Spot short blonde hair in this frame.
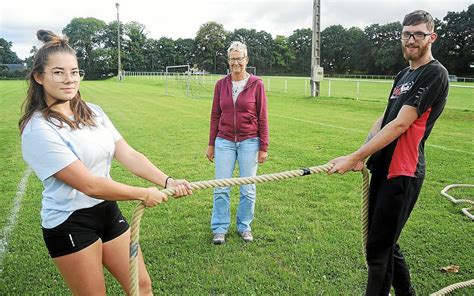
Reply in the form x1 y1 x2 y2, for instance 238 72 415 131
227 41 247 58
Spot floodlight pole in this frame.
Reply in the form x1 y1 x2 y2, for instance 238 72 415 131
116 3 122 80
310 0 322 97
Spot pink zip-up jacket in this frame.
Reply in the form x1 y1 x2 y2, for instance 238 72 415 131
208 74 269 152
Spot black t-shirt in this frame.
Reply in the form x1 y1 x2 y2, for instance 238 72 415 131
367 60 449 178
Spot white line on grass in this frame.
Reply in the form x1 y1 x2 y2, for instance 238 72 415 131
273 114 365 134
450 84 474 88
427 144 474 155
274 114 474 156
0 167 32 274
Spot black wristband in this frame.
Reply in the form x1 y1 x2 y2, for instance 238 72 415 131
165 176 172 188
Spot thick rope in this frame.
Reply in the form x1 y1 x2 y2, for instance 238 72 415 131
360 168 369 264
429 184 474 295
128 167 473 296
129 163 334 296
430 279 474 296
440 184 474 220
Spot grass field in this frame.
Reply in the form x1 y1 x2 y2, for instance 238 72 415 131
0 77 473 294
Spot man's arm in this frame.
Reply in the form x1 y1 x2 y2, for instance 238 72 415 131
365 115 384 144
328 105 419 174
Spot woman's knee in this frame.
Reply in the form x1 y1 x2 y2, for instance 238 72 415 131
240 183 256 195
214 186 231 198
139 273 152 295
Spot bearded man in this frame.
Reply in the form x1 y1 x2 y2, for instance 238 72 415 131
328 10 449 296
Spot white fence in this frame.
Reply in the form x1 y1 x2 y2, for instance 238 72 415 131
122 71 474 104
325 73 474 83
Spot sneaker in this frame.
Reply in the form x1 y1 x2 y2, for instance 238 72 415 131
213 233 225 245
239 231 253 242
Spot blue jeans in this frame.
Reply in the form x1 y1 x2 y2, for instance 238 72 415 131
211 137 259 234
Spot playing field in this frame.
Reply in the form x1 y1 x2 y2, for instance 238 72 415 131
0 78 472 294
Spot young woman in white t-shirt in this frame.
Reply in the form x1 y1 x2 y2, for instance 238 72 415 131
19 30 192 295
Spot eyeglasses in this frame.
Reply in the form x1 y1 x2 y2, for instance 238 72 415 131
228 56 247 64
401 31 432 41
43 69 85 83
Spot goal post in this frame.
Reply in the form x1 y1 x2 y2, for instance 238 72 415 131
165 65 190 97
247 66 257 75
226 66 257 76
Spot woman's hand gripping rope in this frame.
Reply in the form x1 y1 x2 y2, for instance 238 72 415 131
142 180 193 208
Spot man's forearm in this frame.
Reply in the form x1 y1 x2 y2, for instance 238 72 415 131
364 115 384 144
353 119 410 161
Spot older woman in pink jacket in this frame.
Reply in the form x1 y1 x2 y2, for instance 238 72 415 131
206 41 269 245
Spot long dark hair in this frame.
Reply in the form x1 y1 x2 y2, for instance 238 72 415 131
19 30 95 134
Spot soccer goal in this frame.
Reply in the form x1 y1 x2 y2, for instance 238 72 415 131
247 66 256 75
227 66 256 76
166 65 190 97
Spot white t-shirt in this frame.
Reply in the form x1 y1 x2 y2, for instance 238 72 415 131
231 75 250 104
21 103 123 228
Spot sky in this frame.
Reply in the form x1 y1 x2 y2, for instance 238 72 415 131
1 0 472 60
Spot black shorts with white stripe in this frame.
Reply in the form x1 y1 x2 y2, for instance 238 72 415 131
42 201 129 258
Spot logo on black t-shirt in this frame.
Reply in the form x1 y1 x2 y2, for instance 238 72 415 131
390 81 414 99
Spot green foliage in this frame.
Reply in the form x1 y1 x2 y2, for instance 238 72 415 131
363 22 406 75
23 46 37 69
0 38 25 79
0 38 22 64
122 21 148 71
175 38 196 66
156 37 176 68
194 21 229 73
321 25 350 74
288 28 313 75
62 17 112 79
434 4 474 76
0 79 472 294
229 28 274 73
272 35 294 73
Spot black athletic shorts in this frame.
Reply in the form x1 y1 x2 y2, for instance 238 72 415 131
42 201 129 258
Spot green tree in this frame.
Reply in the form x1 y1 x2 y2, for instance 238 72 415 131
175 38 195 66
24 46 38 69
156 37 176 68
346 27 370 74
63 17 109 79
194 22 228 73
321 25 369 75
142 38 160 71
321 25 347 74
364 22 405 74
288 28 312 75
272 35 294 74
229 28 274 74
0 38 22 64
434 4 474 76
122 21 148 71
100 20 124 75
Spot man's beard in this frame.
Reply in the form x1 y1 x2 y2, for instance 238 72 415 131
402 42 430 61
